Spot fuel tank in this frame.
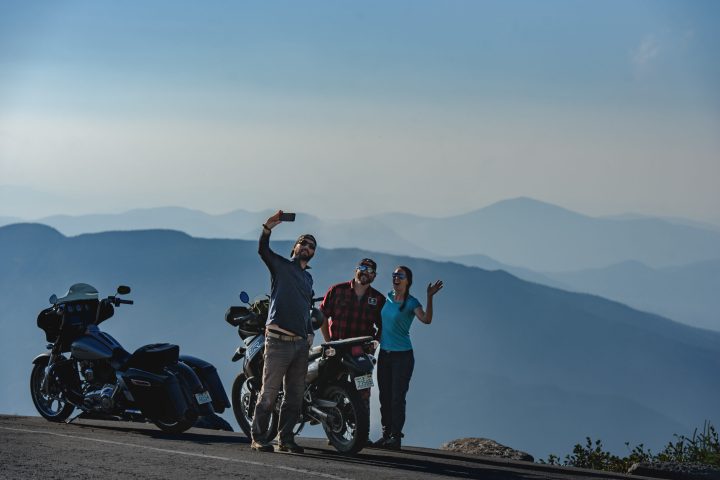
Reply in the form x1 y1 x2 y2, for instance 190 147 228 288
71 326 123 360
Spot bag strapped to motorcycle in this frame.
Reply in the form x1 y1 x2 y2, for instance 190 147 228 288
124 343 179 372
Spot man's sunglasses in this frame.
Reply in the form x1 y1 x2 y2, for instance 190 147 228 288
298 240 316 249
392 272 406 280
357 265 375 274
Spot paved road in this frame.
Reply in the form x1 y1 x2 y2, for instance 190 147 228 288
0 415 648 480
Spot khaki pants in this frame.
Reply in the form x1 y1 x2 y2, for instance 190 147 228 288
251 336 309 444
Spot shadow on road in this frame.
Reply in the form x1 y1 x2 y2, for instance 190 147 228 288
303 446 533 480
71 420 250 445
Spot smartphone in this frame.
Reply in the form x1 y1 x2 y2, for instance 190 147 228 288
279 212 296 222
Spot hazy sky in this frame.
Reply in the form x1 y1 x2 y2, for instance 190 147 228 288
1 1 719 222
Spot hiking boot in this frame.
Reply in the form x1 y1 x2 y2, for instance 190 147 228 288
277 440 304 454
250 440 274 452
384 435 401 450
370 435 391 448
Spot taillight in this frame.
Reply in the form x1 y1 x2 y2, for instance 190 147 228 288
351 345 364 356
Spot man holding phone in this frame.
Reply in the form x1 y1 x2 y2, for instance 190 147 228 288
251 210 316 454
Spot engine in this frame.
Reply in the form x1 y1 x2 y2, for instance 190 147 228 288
80 360 117 411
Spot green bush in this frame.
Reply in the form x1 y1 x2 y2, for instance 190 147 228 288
540 421 720 473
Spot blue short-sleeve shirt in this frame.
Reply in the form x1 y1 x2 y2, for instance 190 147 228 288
380 292 422 352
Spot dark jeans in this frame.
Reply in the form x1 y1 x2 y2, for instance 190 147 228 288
251 336 309 444
377 349 414 437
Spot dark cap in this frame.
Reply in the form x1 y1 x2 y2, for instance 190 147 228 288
358 258 377 271
296 234 317 247
291 234 317 256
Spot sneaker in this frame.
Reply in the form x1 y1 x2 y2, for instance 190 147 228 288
250 440 274 452
277 440 304 454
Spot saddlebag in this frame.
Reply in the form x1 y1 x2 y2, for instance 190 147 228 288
124 343 179 373
122 368 190 421
179 355 231 413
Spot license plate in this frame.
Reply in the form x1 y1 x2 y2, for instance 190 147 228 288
195 391 212 404
354 374 373 390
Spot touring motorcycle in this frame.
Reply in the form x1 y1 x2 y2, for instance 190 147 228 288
226 291 376 453
31 283 230 433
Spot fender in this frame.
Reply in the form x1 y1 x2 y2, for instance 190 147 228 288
175 361 213 416
32 353 53 365
179 355 230 413
340 354 374 376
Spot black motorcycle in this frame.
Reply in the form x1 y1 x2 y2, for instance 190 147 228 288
226 291 375 453
31 283 230 433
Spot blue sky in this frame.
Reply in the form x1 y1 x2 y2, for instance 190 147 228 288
1 1 718 221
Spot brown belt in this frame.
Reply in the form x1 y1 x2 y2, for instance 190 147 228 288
266 330 303 341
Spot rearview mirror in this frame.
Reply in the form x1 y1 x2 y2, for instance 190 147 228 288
117 285 131 295
239 291 250 304
49 294 58 305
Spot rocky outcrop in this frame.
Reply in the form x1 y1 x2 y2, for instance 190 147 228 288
628 461 720 480
441 438 534 462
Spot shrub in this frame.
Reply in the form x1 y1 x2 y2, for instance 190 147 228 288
540 421 720 473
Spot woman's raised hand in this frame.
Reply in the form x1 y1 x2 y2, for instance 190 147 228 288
427 280 443 297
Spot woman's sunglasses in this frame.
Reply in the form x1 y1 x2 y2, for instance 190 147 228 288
357 265 375 274
392 272 407 280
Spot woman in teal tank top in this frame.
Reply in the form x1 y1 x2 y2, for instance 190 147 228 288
373 265 443 450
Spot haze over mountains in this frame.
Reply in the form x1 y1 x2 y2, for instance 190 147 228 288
2 197 718 331
0 223 717 459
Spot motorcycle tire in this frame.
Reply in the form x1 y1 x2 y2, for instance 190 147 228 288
321 383 369 454
30 358 75 422
153 412 197 434
231 373 278 441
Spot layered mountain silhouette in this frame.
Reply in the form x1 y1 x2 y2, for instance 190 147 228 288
1 223 717 458
5 197 718 331
4 197 720 271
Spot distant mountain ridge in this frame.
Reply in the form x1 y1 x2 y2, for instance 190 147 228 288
372 197 720 270
1 223 717 459
3 197 719 271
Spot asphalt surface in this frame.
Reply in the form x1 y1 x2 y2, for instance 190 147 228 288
0 415 652 480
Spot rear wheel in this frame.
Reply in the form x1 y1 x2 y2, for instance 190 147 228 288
231 373 278 440
153 413 197 434
30 358 75 422
322 383 369 454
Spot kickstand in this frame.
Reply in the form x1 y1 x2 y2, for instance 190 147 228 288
66 411 84 424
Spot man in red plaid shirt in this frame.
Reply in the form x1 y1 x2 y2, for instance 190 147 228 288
320 258 385 346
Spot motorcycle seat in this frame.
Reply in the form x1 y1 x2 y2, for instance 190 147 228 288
321 336 373 348
121 343 179 372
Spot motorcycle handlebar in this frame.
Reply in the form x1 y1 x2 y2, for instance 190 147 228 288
107 296 133 306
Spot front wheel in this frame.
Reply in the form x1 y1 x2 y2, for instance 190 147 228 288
321 383 369 454
30 358 75 422
231 373 278 441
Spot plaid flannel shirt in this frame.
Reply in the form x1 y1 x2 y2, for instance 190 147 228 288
320 281 385 341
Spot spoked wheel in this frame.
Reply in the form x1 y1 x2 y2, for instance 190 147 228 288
30 359 75 422
231 373 278 440
322 384 369 454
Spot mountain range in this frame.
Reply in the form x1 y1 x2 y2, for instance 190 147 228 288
1 223 717 459
3 197 717 331
4 198 720 271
